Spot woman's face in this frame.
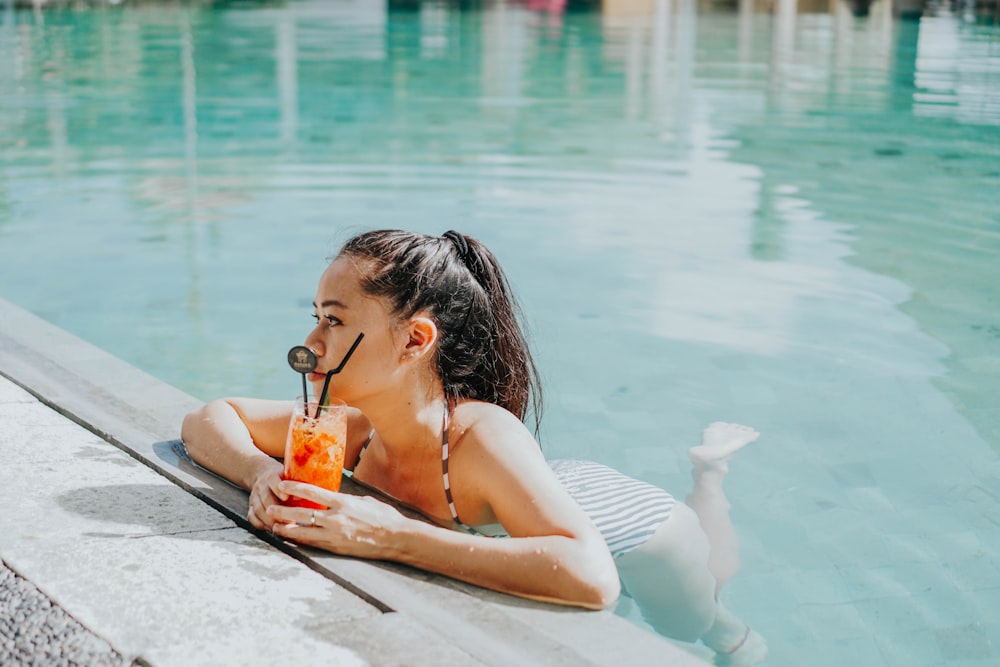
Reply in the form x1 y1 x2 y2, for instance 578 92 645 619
303 256 406 405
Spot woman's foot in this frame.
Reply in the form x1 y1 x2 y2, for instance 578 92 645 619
713 628 768 666
689 422 759 474
702 605 768 666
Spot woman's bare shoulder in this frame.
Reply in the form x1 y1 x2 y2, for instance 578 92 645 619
452 401 532 442
450 400 543 473
449 401 597 539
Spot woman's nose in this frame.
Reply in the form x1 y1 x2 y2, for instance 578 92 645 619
304 328 324 357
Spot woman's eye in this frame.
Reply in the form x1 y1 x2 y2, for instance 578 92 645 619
311 313 340 328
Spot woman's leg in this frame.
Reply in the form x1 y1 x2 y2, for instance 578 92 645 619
683 422 766 665
685 422 759 589
615 502 718 642
616 503 768 666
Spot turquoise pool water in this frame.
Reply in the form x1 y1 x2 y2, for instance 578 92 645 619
1 1 999 664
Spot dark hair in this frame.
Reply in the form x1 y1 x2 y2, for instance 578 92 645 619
337 229 543 433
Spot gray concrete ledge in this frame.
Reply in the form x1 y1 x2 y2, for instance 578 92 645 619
0 297 707 666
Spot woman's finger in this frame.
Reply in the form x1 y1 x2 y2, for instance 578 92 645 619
267 477 288 502
277 480 339 507
267 504 327 527
271 520 320 546
248 493 262 522
248 506 266 530
251 499 271 528
259 483 281 506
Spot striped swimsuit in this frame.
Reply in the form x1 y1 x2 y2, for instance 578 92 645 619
360 407 675 556
548 459 675 558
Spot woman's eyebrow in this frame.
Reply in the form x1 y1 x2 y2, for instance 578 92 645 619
313 299 348 309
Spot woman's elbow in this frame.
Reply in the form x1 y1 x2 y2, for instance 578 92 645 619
181 405 198 438
570 543 620 610
181 400 223 458
181 408 203 456
583 561 621 610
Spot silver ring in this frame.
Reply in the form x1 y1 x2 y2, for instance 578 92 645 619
310 510 317 526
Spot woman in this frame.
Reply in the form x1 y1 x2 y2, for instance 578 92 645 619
181 230 765 664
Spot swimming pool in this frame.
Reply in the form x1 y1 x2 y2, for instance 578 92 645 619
1 0 998 664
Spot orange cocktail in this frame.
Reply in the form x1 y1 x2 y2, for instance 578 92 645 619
282 397 347 509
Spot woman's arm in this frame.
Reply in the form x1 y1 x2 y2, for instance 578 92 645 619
268 481 618 609
181 398 291 489
446 406 621 608
181 398 292 529
400 507 620 609
182 398 374 530
267 405 621 609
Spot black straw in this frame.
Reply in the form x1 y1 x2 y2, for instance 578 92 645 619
287 345 318 406
315 332 365 417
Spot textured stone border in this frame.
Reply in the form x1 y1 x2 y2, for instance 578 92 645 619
0 297 707 666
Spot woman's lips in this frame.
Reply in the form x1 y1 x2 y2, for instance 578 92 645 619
308 371 327 382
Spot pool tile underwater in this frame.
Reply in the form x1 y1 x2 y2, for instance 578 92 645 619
604 409 659 431
918 530 985 563
963 409 1000 445
721 571 799 627
975 587 1000 622
724 381 779 406
812 635 886 667
708 354 748 371
944 553 1000 591
843 486 897 513
852 595 926 634
949 485 1000 530
891 560 957 594
621 446 676 479
973 526 1000 553
874 626 945 666
933 623 993 661
795 602 868 641
942 387 1000 411
786 568 857 606
745 523 827 570
826 462 878 488
840 566 915 601
812 529 895 570
912 586 984 627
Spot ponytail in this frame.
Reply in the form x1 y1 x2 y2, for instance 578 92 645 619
338 230 543 433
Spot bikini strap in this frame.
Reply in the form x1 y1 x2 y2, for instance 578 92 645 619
358 429 375 461
442 405 462 525
356 421 476 532
442 406 490 536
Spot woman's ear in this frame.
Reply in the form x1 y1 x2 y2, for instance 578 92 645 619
402 315 438 360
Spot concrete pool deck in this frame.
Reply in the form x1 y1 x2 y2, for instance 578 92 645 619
0 297 708 666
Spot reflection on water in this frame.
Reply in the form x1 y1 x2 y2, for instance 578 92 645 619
1 1 999 665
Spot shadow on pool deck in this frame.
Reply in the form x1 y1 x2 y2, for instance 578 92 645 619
0 297 709 666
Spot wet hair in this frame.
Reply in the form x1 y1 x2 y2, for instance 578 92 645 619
337 229 543 432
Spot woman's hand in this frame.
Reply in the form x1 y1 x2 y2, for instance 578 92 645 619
266 481 407 559
247 461 288 530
